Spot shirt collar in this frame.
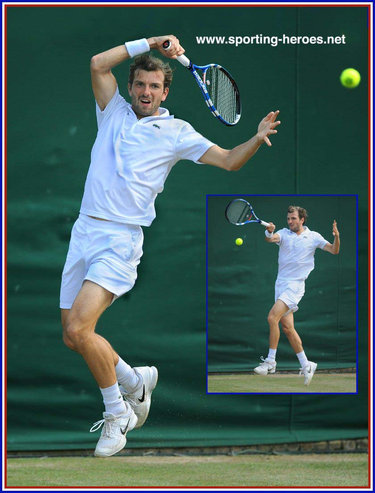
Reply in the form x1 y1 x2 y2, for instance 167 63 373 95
128 103 172 122
288 226 310 236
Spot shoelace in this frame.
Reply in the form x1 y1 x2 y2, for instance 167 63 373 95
121 382 143 407
122 392 138 408
259 357 273 367
90 418 114 437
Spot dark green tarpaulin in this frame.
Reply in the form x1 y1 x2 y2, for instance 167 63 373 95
6 5 368 450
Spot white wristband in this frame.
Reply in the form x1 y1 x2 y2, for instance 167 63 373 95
265 230 274 238
125 38 150 58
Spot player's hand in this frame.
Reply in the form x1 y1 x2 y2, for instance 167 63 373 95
257 110 281 147
266 222 276 233
150 35 185 58
332 220 339 237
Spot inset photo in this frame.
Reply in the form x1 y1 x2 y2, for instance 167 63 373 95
207 195 357 394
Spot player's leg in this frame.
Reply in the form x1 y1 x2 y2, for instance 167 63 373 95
63 275 156 430
254 300 289 375
267 299 290 349
280 312 317 386
62 279 153 412
62 280 138 457
62 279 118 388
280 312 303 354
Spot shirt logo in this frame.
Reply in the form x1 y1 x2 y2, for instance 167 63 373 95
153 124 161 129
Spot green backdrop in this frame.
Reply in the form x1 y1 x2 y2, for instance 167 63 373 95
6 5 368 451
207 195 357 372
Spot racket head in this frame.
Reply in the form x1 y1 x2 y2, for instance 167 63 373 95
192 63 241 126
202 64 241 126
225 199 255 225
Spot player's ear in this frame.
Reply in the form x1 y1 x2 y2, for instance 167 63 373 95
161 86 169 101
128 83 132 96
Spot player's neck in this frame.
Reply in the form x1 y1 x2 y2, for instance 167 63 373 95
133 107 160 120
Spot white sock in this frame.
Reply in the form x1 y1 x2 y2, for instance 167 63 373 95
296 351 309 368
100 382 127 416
115 357 140 392
267 348 277 361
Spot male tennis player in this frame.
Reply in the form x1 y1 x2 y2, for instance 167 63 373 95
60 34 281 457
254 205 340 385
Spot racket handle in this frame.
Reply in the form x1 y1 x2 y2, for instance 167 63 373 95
176 54 191 67
162 40 191 67
260 221 270 227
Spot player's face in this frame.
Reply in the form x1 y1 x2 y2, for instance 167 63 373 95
287 212 304 233
128 69 169 118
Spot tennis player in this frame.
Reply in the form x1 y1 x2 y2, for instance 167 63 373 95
60 35 280 457
60 34 281 457
254 205 340 385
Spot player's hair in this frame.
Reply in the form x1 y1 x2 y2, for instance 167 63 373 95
288 205 308 224
128 54 173 89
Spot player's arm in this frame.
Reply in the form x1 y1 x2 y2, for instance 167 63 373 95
323 220 340 254
199 111 281 171
264 222 280 243
90 35 184 111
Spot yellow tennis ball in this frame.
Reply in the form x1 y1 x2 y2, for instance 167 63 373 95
340 68 361 89
235 238 243 246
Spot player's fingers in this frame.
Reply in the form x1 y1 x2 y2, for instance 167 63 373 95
264 136 272 146
162 35 177 46
269 110 280 122
264 111 274 121
172 36 185 52
161 35 182 56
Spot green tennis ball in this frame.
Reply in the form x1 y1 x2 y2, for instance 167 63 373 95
340 68 361 89
235 238 243 246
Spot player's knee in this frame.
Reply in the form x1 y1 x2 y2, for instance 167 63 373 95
281 321 294 336
62 329 76 351
63 319 91 351
267 312 278 326
281 324 291 335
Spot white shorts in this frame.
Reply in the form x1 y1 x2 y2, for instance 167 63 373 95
60 214 143 309
275 278 305 316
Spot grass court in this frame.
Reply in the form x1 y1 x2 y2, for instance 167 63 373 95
207 372 356 393
6 453 369 488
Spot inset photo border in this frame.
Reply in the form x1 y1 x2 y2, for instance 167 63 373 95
206 194 358 395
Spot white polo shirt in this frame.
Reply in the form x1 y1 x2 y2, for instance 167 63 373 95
80 87 215 226
276 226 328 281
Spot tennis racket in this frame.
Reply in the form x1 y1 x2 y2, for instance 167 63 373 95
225 199 270 227
162 40 241 126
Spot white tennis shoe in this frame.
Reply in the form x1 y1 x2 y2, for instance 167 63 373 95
90 405 138 457
120 366 158 429
254 357 277 375
300 361 317 386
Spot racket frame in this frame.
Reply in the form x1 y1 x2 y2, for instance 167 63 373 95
225 198 270 227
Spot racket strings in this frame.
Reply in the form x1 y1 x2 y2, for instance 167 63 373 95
205 67 239 124
226 202 253 224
